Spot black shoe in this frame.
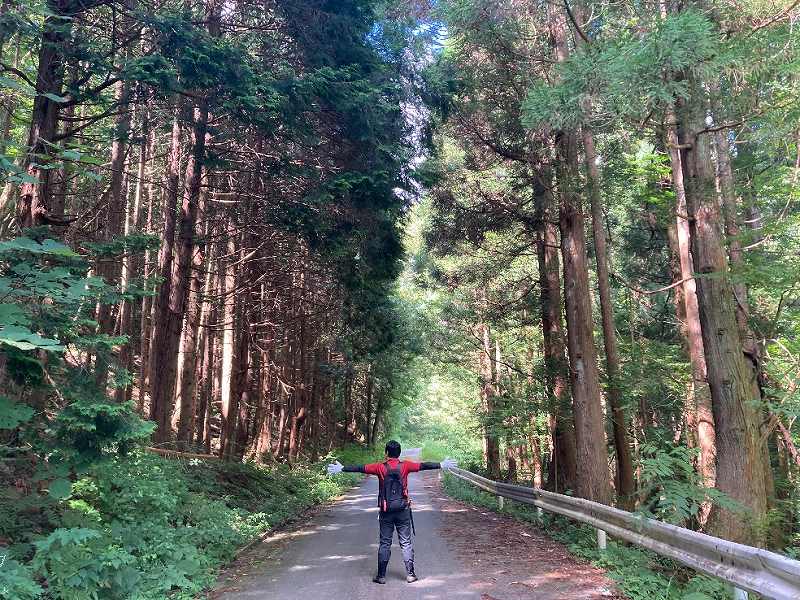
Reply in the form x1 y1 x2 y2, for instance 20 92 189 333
373 575 386 584
404 560 417 582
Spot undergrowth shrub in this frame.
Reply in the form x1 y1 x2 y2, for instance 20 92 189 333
1 450 364 599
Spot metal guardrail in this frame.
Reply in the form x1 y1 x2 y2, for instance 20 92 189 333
446 466 800 600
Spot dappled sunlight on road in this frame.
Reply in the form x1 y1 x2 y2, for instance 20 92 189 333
213 470 620 600
213 471 483 599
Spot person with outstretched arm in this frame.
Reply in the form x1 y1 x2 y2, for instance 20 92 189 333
327 440 457 584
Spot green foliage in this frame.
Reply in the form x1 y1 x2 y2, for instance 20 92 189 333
0 555 43 600
522 10 724 130
1 452 359 600
0 396 34 429
0 236 152 472
637 442 737 526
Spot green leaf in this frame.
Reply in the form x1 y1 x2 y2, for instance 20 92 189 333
48 478 73 499
0 396 35 428
0 237 77 256
0 325 63 351
40 92 69 103
0 303 30 326
0 76 34 95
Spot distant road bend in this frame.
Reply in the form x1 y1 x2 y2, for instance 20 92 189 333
213 450 619 600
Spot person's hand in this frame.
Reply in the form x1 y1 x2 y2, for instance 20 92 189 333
440 457 457 470
327 461 343 475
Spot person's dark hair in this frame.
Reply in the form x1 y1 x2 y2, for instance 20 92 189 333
385 440 401 458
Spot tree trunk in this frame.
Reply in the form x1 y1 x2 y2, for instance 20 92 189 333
477 305 501 480
137 125 156 413
219 233 239 458
233 310 251 459
173 185 210 445
677 80 772 544
555 134 612 504
147 101 183 440
115 105 149 404
583 130 635 507
665 108 717 500
17 0 71 228
533 171 578 494
288 407 307 463
96 75 133 390
548 2 611 505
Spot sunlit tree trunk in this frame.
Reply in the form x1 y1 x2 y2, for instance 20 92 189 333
548 3 611 505
665 107 717 503
220 232 239 458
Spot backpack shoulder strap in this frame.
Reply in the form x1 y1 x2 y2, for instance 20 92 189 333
384 460 402 475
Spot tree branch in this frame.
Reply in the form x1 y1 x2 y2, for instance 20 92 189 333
612 273 696 295
563 0 591 45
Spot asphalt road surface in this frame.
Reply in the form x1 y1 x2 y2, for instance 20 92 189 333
213 451 619 600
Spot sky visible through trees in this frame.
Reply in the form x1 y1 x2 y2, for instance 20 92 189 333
0 0 799 597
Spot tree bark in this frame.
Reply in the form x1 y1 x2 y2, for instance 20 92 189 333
548 2 612 505
17 0 71 228
147 100 183 440
583 130 635 508
665 108 717 499
95 74 133 390
533 173 578 494
173 184 210 445
677 80 772 544
219 232 239 458
476 302 501 480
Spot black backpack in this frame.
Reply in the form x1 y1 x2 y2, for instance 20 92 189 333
379 461 408 513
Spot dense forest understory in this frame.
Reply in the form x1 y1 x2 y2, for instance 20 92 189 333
1 0 799 598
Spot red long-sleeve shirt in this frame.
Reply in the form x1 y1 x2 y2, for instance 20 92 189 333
344 458 440 499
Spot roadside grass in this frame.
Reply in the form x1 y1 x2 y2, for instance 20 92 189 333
441 474 733 600
0 445 378 600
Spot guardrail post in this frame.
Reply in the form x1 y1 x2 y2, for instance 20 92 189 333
596 528 607 551
498 496 505 511
732 588 747 600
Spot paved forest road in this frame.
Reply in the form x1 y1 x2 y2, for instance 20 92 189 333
212 468 620 600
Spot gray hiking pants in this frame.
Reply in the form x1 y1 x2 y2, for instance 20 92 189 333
378 508 414 567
